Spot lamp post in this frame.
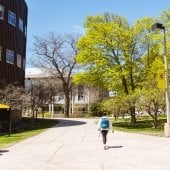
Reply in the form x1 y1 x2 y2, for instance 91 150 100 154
151 23 170 136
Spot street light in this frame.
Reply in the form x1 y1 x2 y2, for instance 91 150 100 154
151 23 170 137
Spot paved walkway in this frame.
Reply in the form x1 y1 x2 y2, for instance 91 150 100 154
0 118 170 170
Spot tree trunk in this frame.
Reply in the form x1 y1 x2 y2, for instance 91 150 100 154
113 113 117 121
42 110 45 119
64 91 70 118
122 112 125 119
130 106 136 126
35 110 38 119
147 106 158 129
153 109 158 129
153 115 158 129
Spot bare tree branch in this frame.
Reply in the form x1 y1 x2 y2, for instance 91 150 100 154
32 33 81 117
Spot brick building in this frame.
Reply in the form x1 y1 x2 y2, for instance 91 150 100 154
0 0 28 86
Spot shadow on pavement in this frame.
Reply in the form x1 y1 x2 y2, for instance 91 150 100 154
56 119 86 128
0 150 9 156
104 145 123 150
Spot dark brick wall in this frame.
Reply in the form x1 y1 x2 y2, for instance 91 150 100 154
0 0 28 86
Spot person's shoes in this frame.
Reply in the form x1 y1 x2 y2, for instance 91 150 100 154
104 144 106 150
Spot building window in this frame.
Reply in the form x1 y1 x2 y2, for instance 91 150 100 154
17 54 22 68
58 93 64 101
0 47 2 61
19 18 23 32
0 5 4 20
78 85 84 101
8 10 16 26
6 49 14 64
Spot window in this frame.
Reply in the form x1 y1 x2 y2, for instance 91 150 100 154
8 10 16 26
0 47 1 61
0 5 4 20
58 93 64 101
19 18 23 32
17 54 22 68
6 49 14 64
78 85 84 101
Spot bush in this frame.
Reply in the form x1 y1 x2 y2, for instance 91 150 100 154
89 102 103 117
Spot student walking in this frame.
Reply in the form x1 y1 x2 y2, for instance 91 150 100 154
97 113 113 149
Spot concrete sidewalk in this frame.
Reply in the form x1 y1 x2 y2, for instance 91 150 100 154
0 118 170 170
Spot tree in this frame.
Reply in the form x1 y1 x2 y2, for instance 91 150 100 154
0 80 27 123
33 33 79 117
138 89 165 128
74 13 155 125
25 80 49 119
0 80 25 110
102 96 123 121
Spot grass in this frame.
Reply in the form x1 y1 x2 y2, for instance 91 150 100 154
0 117 58 149
112 115 166 137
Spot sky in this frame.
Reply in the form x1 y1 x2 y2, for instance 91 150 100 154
25 0 170 66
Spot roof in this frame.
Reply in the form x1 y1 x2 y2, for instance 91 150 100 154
25 67 55 78
25 67 69 79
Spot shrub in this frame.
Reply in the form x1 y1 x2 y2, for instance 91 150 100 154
89 102 103 117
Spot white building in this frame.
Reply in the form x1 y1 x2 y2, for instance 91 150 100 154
25 67 109 115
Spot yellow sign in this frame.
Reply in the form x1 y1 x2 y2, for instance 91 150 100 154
0 104 10 109
157 70 165 90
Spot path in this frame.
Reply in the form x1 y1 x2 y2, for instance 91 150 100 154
0 118 170 170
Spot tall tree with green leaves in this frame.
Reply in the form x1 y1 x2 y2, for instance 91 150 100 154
74 13 154 125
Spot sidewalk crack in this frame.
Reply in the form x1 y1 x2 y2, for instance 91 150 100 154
46 143 64 163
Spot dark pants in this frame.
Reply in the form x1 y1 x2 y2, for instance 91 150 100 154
101 130 108 144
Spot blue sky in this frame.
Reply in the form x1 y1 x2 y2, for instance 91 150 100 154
25 0 170 65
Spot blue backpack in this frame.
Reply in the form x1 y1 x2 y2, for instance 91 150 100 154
100 117 109 129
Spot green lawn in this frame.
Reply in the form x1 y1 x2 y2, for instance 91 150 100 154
112 115 166 137
0 118 58 148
